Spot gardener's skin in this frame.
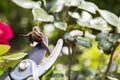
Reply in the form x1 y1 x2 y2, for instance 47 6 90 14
24 26 51 55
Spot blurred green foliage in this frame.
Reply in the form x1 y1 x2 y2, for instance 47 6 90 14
0 0 120 80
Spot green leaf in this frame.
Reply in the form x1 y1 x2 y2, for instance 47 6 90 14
102 62 118 73
85 31 96 39
50 0 65 13
54 22 67 31
78 1 98 14
2 52 27 60
107 76 118 80
64 0 81 7
98 10 119 27
77 11 92 26
109 73 120 80
32 7 54 22
76 37 92 47
89 17 112 32
69 30 83 37
117 17 120 33
68 12 81 19
64 33 74 41
109 62 118 73
12 0 41 9
98 39 113 54
109 33 120 42
0 70 4 76
96 33 109 41
0 44 10 56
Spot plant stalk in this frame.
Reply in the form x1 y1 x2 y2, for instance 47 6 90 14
68 46 72 80
105 42 118 80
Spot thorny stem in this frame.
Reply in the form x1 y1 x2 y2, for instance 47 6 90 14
105 42 118 80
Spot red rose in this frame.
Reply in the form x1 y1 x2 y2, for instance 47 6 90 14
0 21 13 45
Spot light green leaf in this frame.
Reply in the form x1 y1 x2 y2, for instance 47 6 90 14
98 10 119 27
117 17 120 33
2 52 27 60
68 11 81 19
65 0 81 7
12 0 41 9
102 62 118 73
78 1 98 14
64 33 74 41
85 31 96 39
54 22 67 31
109 62 118 72
32 7 54 22
69 30 83 37
50 0 65 12
0 44 10 56
89 17 112 32
77 11 92 27
107 76 118 80
109 33 120 42
0 70 4 76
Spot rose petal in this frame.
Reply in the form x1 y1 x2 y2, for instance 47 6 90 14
0 39 9 45
0 22 13 40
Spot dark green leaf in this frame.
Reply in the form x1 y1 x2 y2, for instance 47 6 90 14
78 1 98 14
81 68 93 77
98 10 119 27
96 33 109 41
98 39 113 54
32 7 54 22
109 73 120 80
12 0 41 9
76 37 92 47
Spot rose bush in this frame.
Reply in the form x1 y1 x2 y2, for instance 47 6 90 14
0 21 13 45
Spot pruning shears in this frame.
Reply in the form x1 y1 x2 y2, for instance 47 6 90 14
0 38 63 80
